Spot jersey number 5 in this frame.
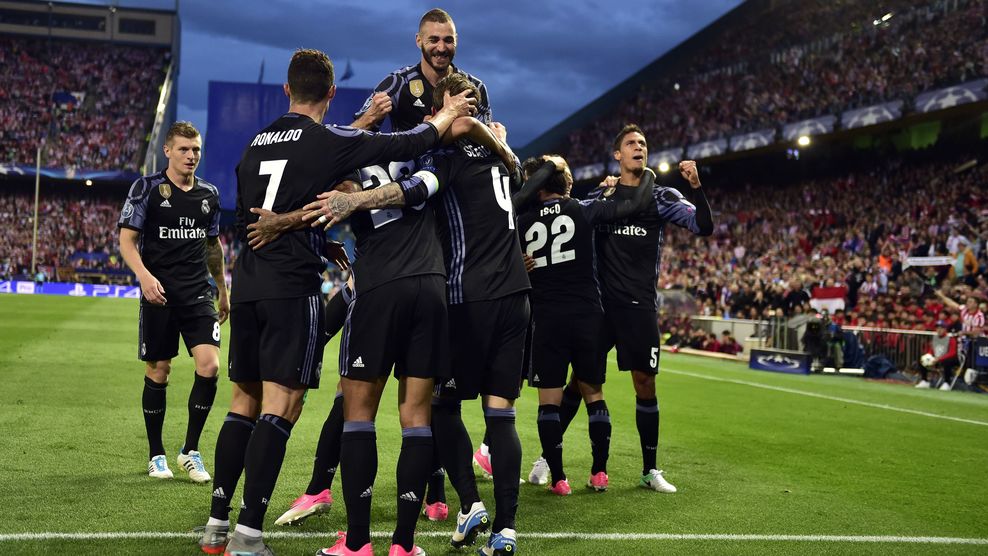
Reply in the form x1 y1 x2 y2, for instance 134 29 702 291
524 215 575 268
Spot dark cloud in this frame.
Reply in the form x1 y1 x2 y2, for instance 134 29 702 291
72 0 743 144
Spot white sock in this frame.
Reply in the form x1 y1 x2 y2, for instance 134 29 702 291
480 443 490 457
234 524 263 538
206 517 229 527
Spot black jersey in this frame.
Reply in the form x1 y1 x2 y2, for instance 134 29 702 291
587 184 710 311
232 112 439 303
518 180 653 315
354 63 493 131
118 171 220 306
425 141 529 304
350 160 445 294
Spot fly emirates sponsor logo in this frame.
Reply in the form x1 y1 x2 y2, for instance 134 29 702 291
597 223 648 237
160 216 206 240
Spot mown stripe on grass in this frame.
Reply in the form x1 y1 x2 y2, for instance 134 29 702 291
659 364 988 427
1 531 987 544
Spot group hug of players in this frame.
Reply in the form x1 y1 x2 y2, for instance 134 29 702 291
118 9 713 556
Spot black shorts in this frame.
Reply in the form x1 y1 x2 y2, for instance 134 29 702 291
602 304 660 375
339 274 449 382
529 310 607 388
229 294 324 389
138 299 219 362
438 292 531 400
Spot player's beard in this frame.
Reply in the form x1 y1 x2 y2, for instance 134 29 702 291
421 45 454 74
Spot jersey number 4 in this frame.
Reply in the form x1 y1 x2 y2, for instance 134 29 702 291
524 215 575 268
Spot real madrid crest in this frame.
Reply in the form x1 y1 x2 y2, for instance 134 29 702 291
201 199 210 214
409 79 425 98
159 183 172 199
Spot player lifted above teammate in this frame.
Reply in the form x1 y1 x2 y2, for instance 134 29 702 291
117 121 227 485
352 8 492 132
585 124 712 493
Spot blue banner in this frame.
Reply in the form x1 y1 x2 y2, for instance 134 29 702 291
686 139 727 160
748 348 811 375
914 79 988 113
729 129 775 152
841 101 903 130
972 338 988 368
201 82 375 211
782 115 837 141
0 280 141 298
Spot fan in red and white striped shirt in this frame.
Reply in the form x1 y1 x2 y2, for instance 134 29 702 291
935 290 985 336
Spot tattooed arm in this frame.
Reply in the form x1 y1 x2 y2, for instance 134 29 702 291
205 236 230 323
302 171 439 230
247 180 362 249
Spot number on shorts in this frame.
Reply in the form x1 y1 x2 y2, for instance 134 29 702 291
259 160 288 211
212 322 221 342
649 347 658 368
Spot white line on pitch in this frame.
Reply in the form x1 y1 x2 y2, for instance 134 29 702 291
1 531 987 545
630 357 988 427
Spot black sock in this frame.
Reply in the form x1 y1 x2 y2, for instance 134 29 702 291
482 430 490 447
431 398 480 514
425 439 446 505
485 406 521 533
238 414 293 531
537 404 565 484
393 427 433 551
306 392 344 495
636 397 659 475
559 386 582 435
323 287 350 345
142 376 167 459
183 372 218 454
341 421 377 551
587 400 611 475
210 412 255 521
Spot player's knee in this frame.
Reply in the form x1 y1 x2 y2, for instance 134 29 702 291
631 372 655 396
145 361 171 383
196 359 220 378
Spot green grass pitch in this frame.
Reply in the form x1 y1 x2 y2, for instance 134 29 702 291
1 295 987 555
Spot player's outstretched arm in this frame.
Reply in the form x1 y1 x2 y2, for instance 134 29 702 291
205 237 229 323
119 227 166 304
302 171 440 230
247 180 362 249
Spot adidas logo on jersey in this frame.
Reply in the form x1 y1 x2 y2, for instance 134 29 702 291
360 486 373 498
445 378 456 388
413 98 425 108
532 374 540 382
160 199 171 208
352 356 365 368
399 491 419 503
213 487 226 499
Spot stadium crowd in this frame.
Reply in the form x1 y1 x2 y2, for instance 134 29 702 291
564 0 987 165
0 36 168 172
657 155 988 335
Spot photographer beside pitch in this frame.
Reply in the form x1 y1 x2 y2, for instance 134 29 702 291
117 121 227 484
